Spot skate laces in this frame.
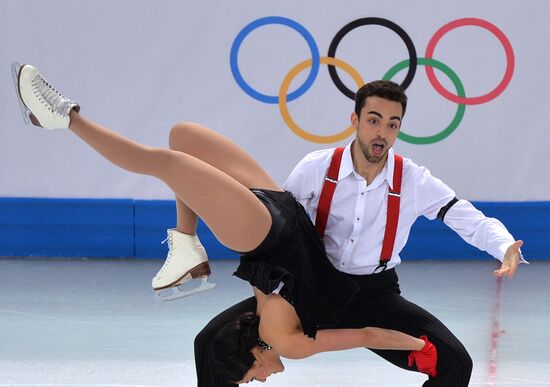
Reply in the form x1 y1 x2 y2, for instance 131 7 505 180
157 233 174 275
32 74 73 116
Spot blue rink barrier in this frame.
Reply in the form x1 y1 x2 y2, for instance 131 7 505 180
0 198 548 259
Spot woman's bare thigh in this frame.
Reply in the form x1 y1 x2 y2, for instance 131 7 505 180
169 122 281 191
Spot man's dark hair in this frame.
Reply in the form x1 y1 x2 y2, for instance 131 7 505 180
354 80 408 118
209 313 260 383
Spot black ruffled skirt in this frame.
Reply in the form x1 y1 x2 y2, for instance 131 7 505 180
233 189 359 338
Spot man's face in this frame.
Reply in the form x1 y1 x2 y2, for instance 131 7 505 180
351 96 403 164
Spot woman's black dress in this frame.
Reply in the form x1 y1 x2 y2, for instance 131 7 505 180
233 189 359 338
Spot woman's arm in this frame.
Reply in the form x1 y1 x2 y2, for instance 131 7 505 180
253 287 269 315
259 293 425 359
274 327 425 360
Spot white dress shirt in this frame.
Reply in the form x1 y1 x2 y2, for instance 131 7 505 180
283 143 518 275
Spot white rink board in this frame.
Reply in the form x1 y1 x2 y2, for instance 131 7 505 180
1 0 549 201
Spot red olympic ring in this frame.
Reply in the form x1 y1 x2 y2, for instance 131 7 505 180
425 17 515 105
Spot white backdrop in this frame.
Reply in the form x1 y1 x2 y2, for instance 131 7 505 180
1 0 549 201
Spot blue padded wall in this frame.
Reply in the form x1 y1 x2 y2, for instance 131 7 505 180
0 198 548 260
0 198 134 258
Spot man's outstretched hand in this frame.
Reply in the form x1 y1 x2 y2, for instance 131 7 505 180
494 240 524 278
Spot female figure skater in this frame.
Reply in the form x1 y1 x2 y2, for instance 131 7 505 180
13 64 437 384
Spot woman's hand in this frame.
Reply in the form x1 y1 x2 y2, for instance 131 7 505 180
408 335 438 378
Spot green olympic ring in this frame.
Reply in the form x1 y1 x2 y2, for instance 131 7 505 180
382 57 466 145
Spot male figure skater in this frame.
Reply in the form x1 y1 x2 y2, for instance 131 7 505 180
187 80 524 386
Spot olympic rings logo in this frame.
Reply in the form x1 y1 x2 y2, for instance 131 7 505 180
230 16 515 144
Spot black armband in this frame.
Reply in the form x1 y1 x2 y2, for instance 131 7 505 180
437 197 459 222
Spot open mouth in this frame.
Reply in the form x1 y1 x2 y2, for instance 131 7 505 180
372 142 385 156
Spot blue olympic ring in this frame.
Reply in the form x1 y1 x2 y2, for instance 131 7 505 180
229 16 320 104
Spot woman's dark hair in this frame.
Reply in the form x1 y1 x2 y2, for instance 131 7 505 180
354 80 408 118
209 313 260 383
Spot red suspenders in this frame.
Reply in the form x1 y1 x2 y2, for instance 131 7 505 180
314 147 404 272
314 147 344 238
379 153 403 271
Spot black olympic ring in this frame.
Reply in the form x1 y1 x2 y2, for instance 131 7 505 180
327 17 418 99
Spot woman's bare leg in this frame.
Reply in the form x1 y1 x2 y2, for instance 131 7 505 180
168 122 281 235
68 112 272 253
175 202 199 235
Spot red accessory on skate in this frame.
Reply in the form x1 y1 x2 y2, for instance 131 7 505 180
315 147 403 272
408 335 438 378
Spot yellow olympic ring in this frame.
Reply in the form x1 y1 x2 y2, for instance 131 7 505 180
279 57 365 144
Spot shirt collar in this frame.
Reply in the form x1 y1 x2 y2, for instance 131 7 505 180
386 147 396 189
338 143 355 180
338 142 395 188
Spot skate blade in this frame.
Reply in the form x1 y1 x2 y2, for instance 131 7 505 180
156 277 216 302
11 61 30 125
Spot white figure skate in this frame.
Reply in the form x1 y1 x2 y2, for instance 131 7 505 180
153 229 216 301
12 62 79 129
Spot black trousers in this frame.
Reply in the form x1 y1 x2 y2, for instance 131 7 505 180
194 269 472 386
